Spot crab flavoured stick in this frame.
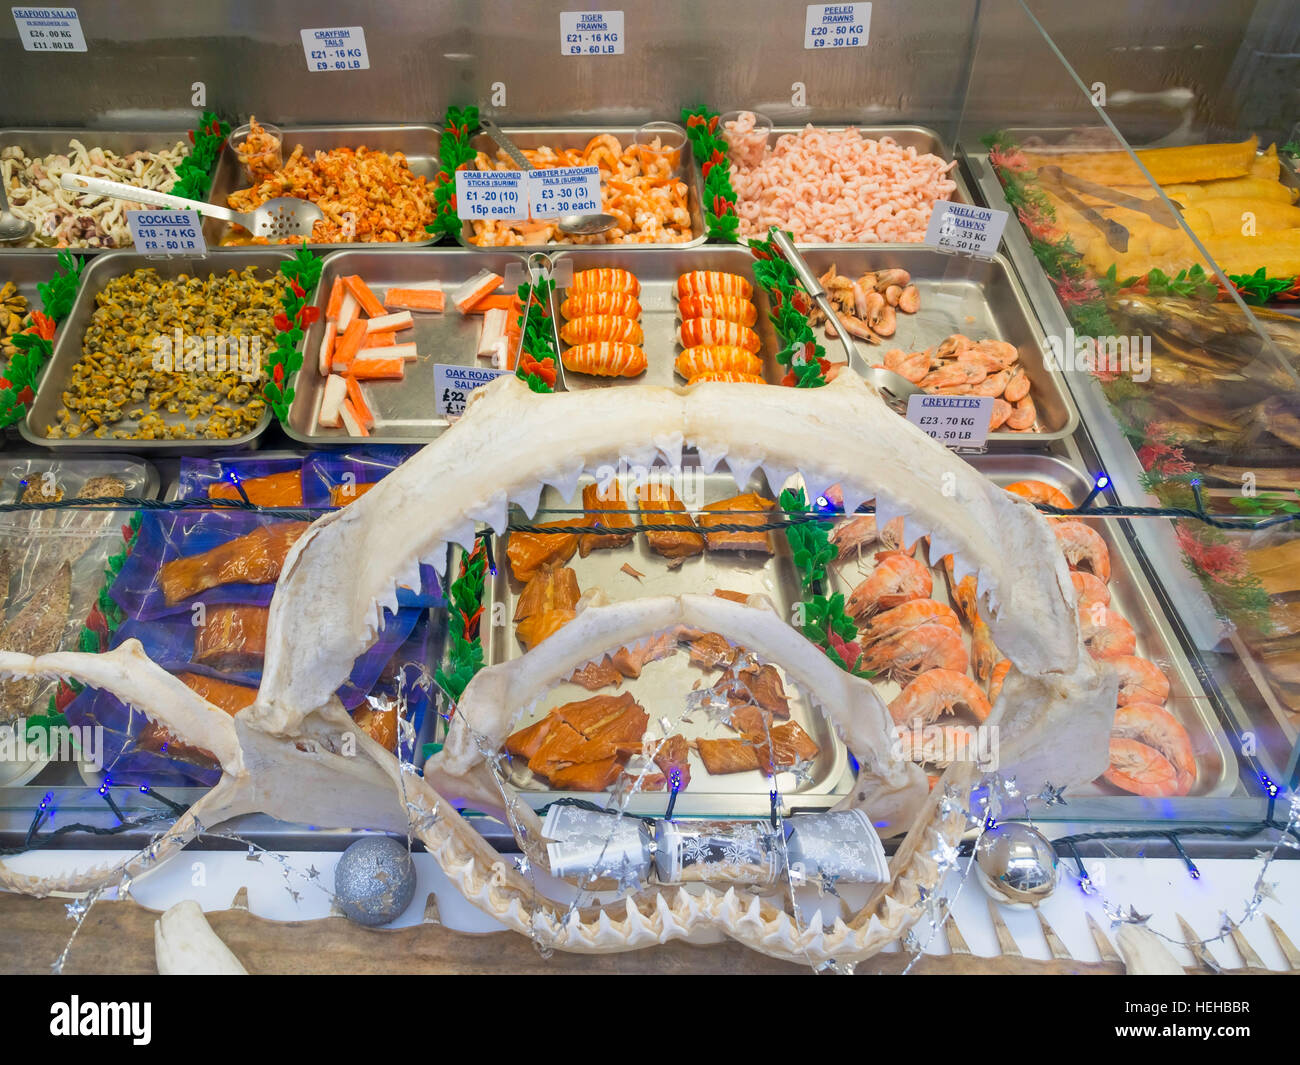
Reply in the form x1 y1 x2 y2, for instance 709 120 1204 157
452 269 506 314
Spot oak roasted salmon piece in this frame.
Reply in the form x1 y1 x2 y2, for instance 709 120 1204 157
506 520 579 583
751 721 819 775
159 522 310 606
696 737 760 775
635 483 704 560
578 481 635 557
699 492 775 553
207 470 304 507
653 734 691 790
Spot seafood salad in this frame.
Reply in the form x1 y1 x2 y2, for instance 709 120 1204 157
723 112 958 243
468 133 693 246
0 139 190 248
46 267 283 441
831 478 1196 797
226 117 435 244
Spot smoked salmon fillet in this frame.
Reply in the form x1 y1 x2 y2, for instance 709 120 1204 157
159 522 310 606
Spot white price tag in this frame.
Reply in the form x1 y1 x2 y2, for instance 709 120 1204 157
126 210 207 255
804 3 869 49
455 169 527 220
906 394 994 448
435 364 511 417
12 6 86 51
925 201 1008 258
528 166 601 219
300 26 369 71
560 10 624 55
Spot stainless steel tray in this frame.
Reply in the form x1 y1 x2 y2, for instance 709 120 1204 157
733 124 974 246
204 124 442 250
447 462 852 818
458 126 706 250
21 248 299 453
547 246 781 392
286 248 532 443
0 128 198 252
795 247 1079 444
819 453 1235 798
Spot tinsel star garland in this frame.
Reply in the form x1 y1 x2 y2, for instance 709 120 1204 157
0 251 83 428
263 245 324 422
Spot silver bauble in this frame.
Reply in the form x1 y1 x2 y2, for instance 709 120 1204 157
334 836 417 926
974 822 1058 908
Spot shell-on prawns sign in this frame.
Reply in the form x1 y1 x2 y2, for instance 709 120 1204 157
0 370 1116 965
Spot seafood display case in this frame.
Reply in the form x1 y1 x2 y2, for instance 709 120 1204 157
0 0 1298 923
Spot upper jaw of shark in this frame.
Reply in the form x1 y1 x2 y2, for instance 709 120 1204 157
0 370 1116 965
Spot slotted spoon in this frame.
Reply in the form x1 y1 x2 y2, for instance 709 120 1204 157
59 173 324 241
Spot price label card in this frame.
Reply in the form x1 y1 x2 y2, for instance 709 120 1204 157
12 6 86 51
126 210 207 255
804 3 870 49
455 169 527 220
435 364 512 417
906 394 994 448
925 201 1008 258
560 10 624 55
528 166 601 218
300 26 369 71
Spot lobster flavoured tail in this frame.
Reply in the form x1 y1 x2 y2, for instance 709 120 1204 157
560 315 645 346
569 268 640 296
674 270 753 301
677 294 758 326
679 318 761 353
559 291 641 321
675 345 763 380
562 342 648 378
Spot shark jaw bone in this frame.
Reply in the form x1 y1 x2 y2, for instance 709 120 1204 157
0 371 1115 964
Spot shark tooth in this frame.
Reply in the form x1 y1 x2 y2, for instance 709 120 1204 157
724 452 761 492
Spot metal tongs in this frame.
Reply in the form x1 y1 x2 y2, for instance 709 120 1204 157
1035 165 1180 253
767 229 921 410
510 251 568 391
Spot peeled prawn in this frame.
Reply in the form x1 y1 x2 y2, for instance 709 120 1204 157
889 668 992 726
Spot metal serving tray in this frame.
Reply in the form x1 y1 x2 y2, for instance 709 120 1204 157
819 453 1235 798
204 124 442 250
795 247 1079 444
547 246 781 391
734 124 974 246
0 128 197 252
446 463 852 818
21 248 299 454
286 248 532 443
458 126 706 250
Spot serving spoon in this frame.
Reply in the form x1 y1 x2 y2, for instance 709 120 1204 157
769 228 922 409
479 117 619 237
59 173 323 241
0 177 35 244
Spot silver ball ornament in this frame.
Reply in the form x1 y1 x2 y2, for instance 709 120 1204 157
974 822 1058 908
334 836 416 926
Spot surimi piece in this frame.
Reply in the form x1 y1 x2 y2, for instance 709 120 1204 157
452 270 504 314
385 286 445 313
357 341 417 362
325 276 345 320
317 374 348 429
361 332 396 349
342 275 387 318
674 271 753 300
340 398 369 437
345 376 376 428
478 307 508 357
679 318 760 353
336 291 359 333
331 319 367 372
317 327 335 377
465 293 516 313
349 359 405 381
569 267 639 296
365 311 414 334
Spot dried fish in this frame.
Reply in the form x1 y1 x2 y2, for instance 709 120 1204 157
0 561 71 722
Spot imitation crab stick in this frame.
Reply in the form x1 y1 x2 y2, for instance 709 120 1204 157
365 311 414 334
384 287 445 313
349 359 405 381
477 307 508 356
317 327 335 377
452 270 504 314
331 318 367 372
464 293 515 313
318 374 348 429
345 375 377 427
325 276 345 320
336 291 359 333
342 275 387 319
356 341 417 362
340 397 369 437
361 332 396 349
